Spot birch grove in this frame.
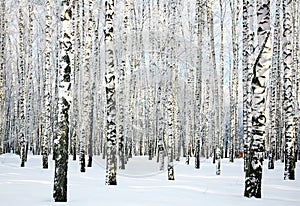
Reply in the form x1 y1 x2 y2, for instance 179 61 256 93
0 0 299 201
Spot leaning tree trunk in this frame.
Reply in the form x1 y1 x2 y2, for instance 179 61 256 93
105 0 117 186
283 0 296 180
53 1 73 202
244 0 271 198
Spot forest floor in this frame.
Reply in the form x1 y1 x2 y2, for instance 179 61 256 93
0 153 299 206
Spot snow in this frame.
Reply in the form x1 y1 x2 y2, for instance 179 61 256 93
0 153 299 206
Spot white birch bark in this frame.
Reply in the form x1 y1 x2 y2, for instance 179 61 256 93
25 2 34 157
244 0 255 171
242 0 249 171
42 0 52 169
167 0 176 181
283 0 296 180
105 0 117 185
18 0 26 167
117 0 129 169
293 0 299 162
194 0 203 169
244 0 271 198
268 0 281 169
229 0 238 162
274 0 283 161
53 0 73 202
219 0 225 158
80 0 94 172
0 0 6 154
71 0 81 161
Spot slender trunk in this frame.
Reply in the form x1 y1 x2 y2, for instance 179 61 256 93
26 2 34 157
195 0 203 170
0 0 6 154
117 0 129 170
219 0 225 158
18 0 26 167
71 0 81 161
105 0 117 185
242 0 249 171
283 0 295 180
42 0 52 169
268 0 281 169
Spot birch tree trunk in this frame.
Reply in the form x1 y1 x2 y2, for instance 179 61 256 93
293 0 299 163
79 0 86 173
80 0 94 173
244 0 255 171
195 0 203 170
42 0 52 169
208 0 219 169
0 0 6 154
167 0 176 181
118 0 129 169
71 0 81 161
283 0 296 180
242 0 249 171
219 0 225 159
26 1 34 157
18 0 26 167
274 0 283 161
105 0 117 185
53 1 72 202
244 0 271 198
268 0 281 169
229 0 238 162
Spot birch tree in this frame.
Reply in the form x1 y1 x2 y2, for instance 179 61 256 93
105 0 117 185
194 0 203 170
80 0 94 173
293 0 299 163
268 0 281 169
42 0 52 169
219 0 225 159
242 0 249 170
274 0 283 161
18 0 26 167
71 0 81 161
229 0 239 162
53 0 73 202
283 0 296 180
166 0 177 181
244 0 271 198
26 0 34 157
0 0 6 154
118 0 129 169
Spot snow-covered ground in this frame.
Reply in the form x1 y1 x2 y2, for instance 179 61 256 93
0 153 299 206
